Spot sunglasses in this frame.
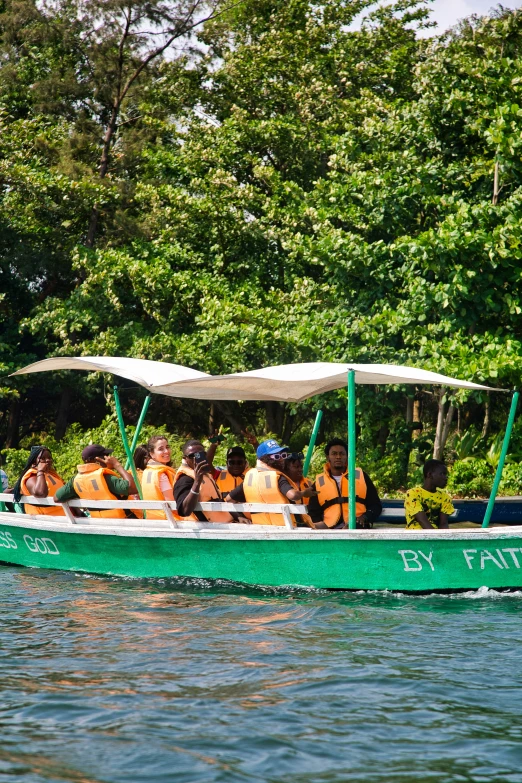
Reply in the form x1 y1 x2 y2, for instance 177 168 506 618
227 459 245 465
270 452 290 461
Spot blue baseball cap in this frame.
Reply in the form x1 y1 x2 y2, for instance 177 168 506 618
256 439 289 458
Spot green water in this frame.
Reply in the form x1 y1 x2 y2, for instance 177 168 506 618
1 567 522 783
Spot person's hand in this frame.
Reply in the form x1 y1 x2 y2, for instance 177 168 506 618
194 460 210 481
36 457 50 473
208 429 225 444
301 487 319 498
241 429 259 448
101 456 120 470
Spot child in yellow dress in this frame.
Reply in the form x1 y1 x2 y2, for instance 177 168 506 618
405 459 454 529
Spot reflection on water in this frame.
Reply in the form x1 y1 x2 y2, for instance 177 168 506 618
1 568 522 783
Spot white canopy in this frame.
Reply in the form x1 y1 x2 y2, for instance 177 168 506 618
11 357 497 401
10 356 210 389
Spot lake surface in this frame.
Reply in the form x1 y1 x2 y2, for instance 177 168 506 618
1 568 522 783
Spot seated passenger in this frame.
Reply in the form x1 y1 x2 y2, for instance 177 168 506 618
174 440 234 523
282 452 315 528
13 446 66 516
55 444 137 518
216 446 248 494
130 443 150 518
141 435 177 519
405 459 454 529
225 440 317 527
308 438 382 529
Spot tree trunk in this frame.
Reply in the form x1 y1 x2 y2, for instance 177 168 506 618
5 398 21 449
433 390 455 459
265 401 284 439
215 401 244 437
55 387 72 440
406 397 413 424
377 424 389 456
492 160 500 206
482 395 491 439
85 104 120 247
412 398 421 439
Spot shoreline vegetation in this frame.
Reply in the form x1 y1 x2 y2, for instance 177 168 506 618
1 1 522 497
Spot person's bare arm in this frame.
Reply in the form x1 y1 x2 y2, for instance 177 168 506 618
285 486 318 502
25 457 50 497
438 513 449 529
413 511 435 530
102 457 137 494
178 462 208 517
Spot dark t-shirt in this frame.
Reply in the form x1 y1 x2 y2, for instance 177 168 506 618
174 474 223 521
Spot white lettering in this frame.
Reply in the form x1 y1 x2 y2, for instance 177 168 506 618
23 534 59 555
480 549 503 570
0 532 8 548
4 532 17 549
463 550 477 569
502 548 521 568
399 550 423 571
418 550 435 571
496 549 509 569
42 538 59 555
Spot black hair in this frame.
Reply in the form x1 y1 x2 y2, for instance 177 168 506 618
324 438 348 457
423 459 446 478
182 439 203 455
227 446 246 460
134 444 149 472
12 445 47 503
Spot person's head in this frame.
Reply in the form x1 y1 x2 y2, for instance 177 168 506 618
283 453 304 483
423 459 448 488
12 445 52 503
256 439 290 468
31 446 53 469
134 444 149 472
226 446 247 477
81 444 113 464
147 435 171 465
325 438 348 471
181 439 209 472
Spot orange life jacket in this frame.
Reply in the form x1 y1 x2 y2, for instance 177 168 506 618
141 464 178 520
216 470 245 494
21 468 65 517
242 467 296 527
286 475 315 528
73 463 126 519
174 465 234 523
314 464 367 528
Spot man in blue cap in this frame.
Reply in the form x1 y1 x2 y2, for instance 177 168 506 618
225 439 317 526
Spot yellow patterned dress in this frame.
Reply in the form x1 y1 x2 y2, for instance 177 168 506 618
404 487 455 529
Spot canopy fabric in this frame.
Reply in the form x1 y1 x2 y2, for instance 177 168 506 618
156 362 497 401
10 356 210 389
11 357 498 401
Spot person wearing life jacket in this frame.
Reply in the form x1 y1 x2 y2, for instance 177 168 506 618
225 440 317 527
215 447 248 494
12 446 66 516
174 440 234 523
130 444 150 519
308 438 382 529
54 444 137 519
141 435 177 520
282 452 315 529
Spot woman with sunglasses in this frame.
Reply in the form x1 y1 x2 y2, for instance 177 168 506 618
225 440 317 526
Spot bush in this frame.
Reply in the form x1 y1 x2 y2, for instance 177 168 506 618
447 458 492 498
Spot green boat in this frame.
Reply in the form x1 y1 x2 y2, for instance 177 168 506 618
1 357 519 592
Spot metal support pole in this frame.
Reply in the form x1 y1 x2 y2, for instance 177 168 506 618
303 410 323 478
482 390 519 528
347 370 357 530
125 394 151 470
113 386 144 500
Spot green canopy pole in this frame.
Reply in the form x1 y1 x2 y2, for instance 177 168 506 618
347 370 357 530
482 390 519 528
113 385 144 500
303 410 323 478
125 394 152 470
